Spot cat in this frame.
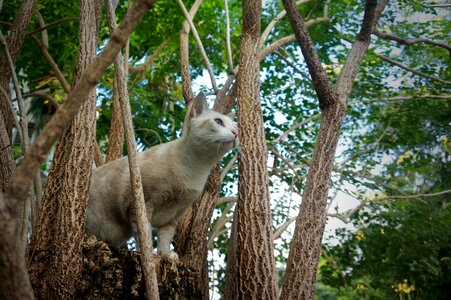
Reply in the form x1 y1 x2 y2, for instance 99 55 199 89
86 92 238 260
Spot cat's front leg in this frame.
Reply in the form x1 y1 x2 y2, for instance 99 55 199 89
157 220 179 260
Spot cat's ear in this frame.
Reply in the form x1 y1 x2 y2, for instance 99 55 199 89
226 111 235 120
191 92 209 117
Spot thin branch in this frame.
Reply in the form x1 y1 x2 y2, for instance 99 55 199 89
105 1 159 299
260 17 328 60
260 0 314 47
274 50 304 74
215 196 237 207
374 52 451 85
224 0 233 72
271 113 320 144
27 17 79 36
369 189 451 202
30 35 71 93
34 10 48 48
373 28 451 53
176 0 218 92
129 37 170 74
357 94 451 103
179 0 203 103
0 31 30 154
0 28 34 246
328 188 451 224
273 217 296 240
220 154 237 182
208 201 235 248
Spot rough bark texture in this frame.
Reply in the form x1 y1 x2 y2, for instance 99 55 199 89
279 1 382 298
235 0 277 298
0 113 15 192
27 235 202 299
29 1 101 298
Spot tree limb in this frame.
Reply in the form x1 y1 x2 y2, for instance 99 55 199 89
179 0 203 103
374 52 451 85
176 0 218 93
105 1 159 298
373 28 451 53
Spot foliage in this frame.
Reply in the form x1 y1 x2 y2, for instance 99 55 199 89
319 194 451 299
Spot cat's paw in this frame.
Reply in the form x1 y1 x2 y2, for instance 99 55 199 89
160 250 179 261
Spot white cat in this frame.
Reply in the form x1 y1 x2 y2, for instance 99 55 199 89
86 93 238 260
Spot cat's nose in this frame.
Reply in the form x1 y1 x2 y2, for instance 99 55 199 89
231 129 239 137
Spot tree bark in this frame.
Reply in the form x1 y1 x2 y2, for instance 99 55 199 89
29 1 101 298
235 0 277 298
105 77 125 163
279 0 384 298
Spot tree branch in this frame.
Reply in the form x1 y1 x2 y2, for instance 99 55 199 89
224 0 234 72
129 37 170 74
176 0 218 92
260 0 315 46
27 17 79 36
281 0 336 110
179 0 203 103
374 52 451 85
105 1 159 298
373 28 451 53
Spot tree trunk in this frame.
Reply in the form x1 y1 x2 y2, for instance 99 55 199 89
279 0 383 298
29 1 101 298
234 0 277 298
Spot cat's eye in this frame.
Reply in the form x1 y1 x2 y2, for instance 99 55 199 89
214 118 224 126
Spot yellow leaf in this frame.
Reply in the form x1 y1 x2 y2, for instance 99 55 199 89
36 76 57 89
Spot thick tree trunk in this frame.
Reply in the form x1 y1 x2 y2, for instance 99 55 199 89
29 1 101 298
234 0 277 298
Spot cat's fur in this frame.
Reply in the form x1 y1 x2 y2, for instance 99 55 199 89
86 93 238 260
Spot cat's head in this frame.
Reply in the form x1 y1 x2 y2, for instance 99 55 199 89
183 93 239 156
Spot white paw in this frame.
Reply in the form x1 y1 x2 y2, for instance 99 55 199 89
160 250 179 261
